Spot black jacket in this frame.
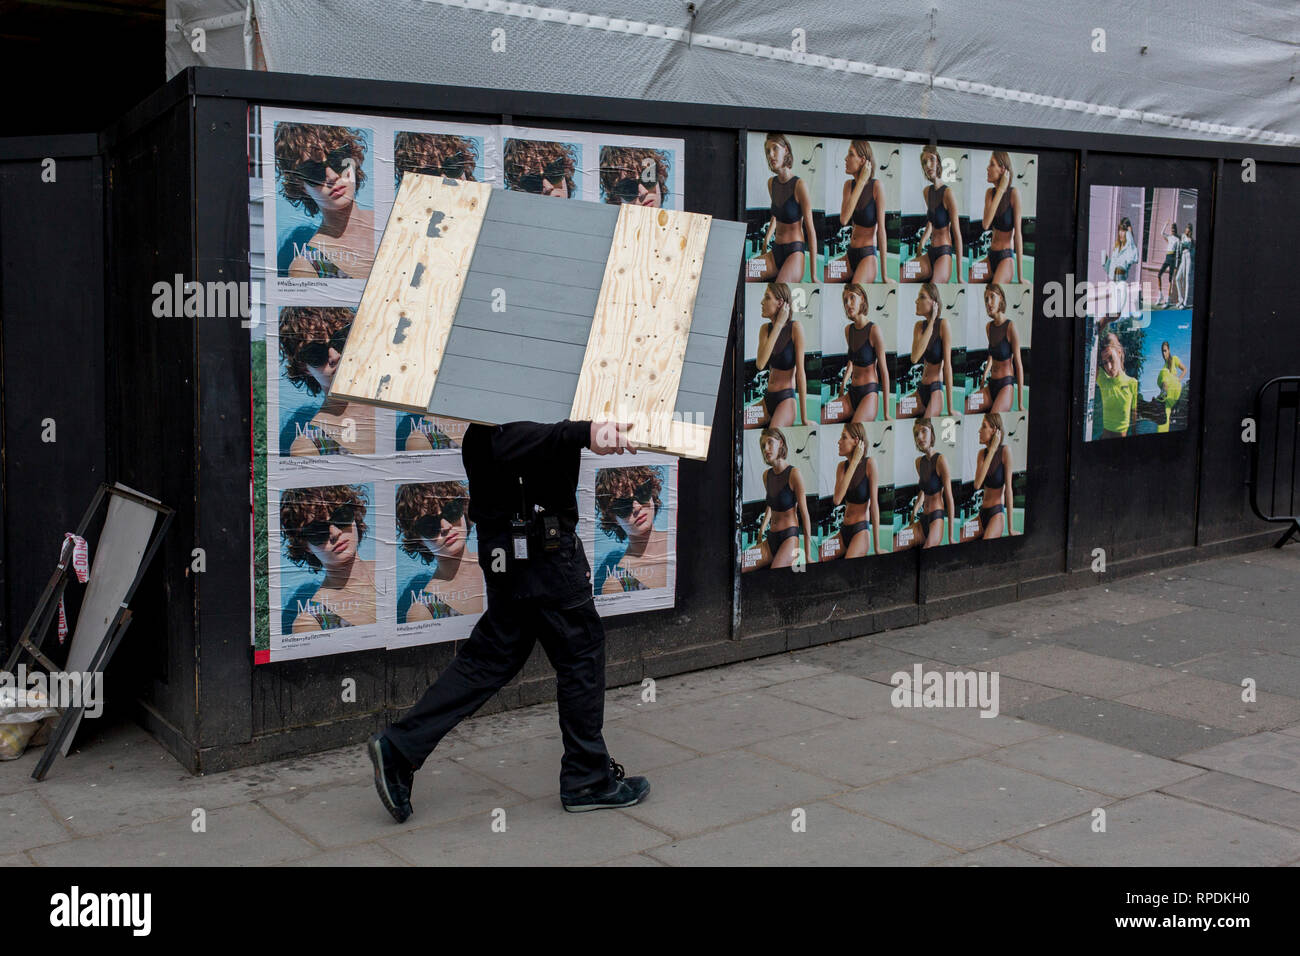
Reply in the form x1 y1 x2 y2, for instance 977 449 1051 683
462 420 594 602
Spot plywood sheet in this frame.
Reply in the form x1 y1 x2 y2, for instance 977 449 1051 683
571 204 713 458
330 174 491 412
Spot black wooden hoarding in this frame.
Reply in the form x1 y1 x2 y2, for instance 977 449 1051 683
0 67 1292 770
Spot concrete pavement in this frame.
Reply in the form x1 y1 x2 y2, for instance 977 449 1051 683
2 546 1298 866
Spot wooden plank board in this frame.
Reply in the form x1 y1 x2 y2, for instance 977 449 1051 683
330 174 491 412
571 204 713 458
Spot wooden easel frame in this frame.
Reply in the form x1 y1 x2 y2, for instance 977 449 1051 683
3 483 173 780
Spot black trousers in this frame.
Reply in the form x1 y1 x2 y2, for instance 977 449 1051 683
383 586 613 795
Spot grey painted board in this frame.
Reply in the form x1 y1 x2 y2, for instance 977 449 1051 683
466 244 609 290
443 325 587 373
427 380 573 425
475 217 615 263
484 188 620 235
460 274 600 323
454 299 596 347
672 219 745 424
435 353 580 404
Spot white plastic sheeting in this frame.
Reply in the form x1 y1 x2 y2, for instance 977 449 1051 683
179 0 1298 146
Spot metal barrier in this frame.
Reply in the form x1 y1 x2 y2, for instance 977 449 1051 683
1248 376 1300 547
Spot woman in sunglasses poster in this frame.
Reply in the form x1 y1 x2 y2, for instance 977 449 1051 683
596 138 681 210
502 134 581 198
393 131 483 185
279 484 377 636
277 307 376 456
395 480 484 625
272 122 376 280
593 464 671 596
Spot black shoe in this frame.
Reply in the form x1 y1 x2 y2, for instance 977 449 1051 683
368 733 414 823
560 757 650 813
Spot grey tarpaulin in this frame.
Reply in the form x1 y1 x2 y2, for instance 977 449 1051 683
168 0 1298 146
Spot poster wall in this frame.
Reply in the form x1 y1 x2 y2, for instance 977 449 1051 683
251 106 685 663
1082 185 1197 440
741 133 1036 570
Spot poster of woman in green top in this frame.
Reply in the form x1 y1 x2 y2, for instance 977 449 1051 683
1083 185 1197 441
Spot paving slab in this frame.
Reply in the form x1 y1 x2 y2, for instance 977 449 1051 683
834 758 1105 850
458 724 696 799
1180 732 1300 793
1179 556 1300 591
886 694 1057 746
871 623 1019 665
1160 771 1300 831
1040 589 1193 626
931 843 1063 866
1012 792 1300 866
797 640 949 682
978 646 1182 698
761 672 901 719
0 789 75 853
260 760 528 848
1049 611 1265 668
380 794 667 866
647 801 951 866
748 713 990 787
1177 650 1300 698
986 676 1072 718
1113 576 1300 623
616 749 845 839
597 852 668 866
1116 674 1300 733
28 802 319 866
628 690 841 754
986 732 1203 798
31 729 382 838
276 844 411 866
1017 694 1242 759
623 657 830 711
0 852 33 866
966 602 1107 637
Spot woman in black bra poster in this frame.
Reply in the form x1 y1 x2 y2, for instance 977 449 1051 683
963 284 1025 415
902 283 955 419
824 423 882 559
901 418 956 550
976 151 1023 284
741 426 816 571
744 132 821 283
825 140 894 286
901 145 964 284
747 282 816 428
824 283 891 425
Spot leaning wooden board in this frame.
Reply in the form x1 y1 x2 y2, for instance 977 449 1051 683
329 175 746 459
